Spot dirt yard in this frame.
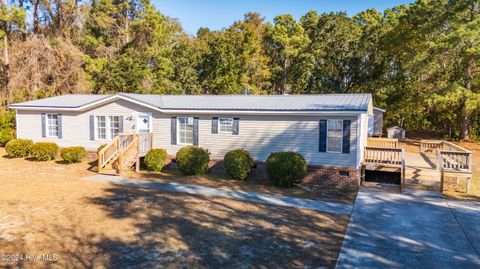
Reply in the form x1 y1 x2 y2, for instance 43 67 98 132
125 169 357 205
0 148 349 268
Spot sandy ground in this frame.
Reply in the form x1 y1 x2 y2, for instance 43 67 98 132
125 169 357 205
0 148 348 268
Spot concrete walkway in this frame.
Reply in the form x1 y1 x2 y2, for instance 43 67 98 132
336 188 480 269
83 174 353 215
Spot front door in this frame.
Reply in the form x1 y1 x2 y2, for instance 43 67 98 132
137 112 152 134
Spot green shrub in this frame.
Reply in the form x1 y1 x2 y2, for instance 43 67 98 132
175 146 210 175
266 152 308 187
0 110 15 129
60 147 87 164
30 142 59 161
0 128 14 147
144 148 168 171
224 149 254 180
97 144 107 153
5 139 33 158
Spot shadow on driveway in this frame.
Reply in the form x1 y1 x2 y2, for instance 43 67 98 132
336 188 480 269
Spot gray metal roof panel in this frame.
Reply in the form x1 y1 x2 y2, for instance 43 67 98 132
120 93 371 111
11 93 372 112
10 94 112 108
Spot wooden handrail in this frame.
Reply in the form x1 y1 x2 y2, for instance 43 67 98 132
118 136 139 174
367 138 399 149
420 140 474 173
364 146 404 166
97 133 153 174
98 136 120 172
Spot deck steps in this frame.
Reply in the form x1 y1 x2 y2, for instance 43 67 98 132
404 166 441 192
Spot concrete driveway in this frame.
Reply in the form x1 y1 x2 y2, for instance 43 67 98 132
336 188 480 269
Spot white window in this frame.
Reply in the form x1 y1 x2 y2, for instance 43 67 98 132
109 116 120 139
327 119 343 153
96 116 107 140
178 117 194 145
218 117 233 133
46 114 59 138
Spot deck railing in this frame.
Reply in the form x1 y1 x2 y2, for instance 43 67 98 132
421 140 472 173
98 133 153 174
364 146 404 166
118 136 139 173
138 133 154 156
363 146 406 187
367 138 399 149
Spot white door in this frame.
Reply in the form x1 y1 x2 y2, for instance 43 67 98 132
137 113 152 133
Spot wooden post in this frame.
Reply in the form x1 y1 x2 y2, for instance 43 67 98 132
98 152 102 173
135 134 140 172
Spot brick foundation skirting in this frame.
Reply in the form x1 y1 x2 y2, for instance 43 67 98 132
164 156 360 190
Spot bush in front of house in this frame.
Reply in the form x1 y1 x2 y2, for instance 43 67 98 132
176 146 210 175
60 147 87 164
224 149 254 180
0 128 14 147
144 148 168 172
5 139 33 157
30 142 59 161
266 152 308 187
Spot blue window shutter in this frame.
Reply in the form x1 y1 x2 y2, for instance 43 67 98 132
171 117 177 145
41 113 46 138
232 117 239 135
319 120 327 152
89 115 95 141
119 116 124 133
193 117 199 145
57 114 63 139
212 117 218 134
343 120 351 154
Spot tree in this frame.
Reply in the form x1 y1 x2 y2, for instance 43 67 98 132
266 14 311 94
0 0 25 105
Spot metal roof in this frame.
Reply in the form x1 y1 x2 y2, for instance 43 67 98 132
10 93 372 112
10 94 111 108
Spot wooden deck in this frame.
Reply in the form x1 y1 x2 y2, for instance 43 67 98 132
363 138 473 192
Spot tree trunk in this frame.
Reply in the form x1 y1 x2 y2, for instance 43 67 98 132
282 57 289 94
461 111 469 140
33 0 40 33
2 29 10 106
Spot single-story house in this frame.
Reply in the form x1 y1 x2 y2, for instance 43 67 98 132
10 93 375 188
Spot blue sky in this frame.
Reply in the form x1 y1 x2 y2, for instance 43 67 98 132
152 0 415 34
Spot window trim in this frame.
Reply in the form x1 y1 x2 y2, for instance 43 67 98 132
94 115 122 141
177 116 194 145
326 119 343 154
45 113 59 138
218 117 233 133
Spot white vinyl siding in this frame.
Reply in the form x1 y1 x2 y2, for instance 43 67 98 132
327 119 343 153
46 114 59 138
156 115 360 168
177 117 194 145
14 99 367 168
218 117 233 133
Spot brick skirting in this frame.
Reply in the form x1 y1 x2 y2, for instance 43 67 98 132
165 156 359 190
248 162 360 190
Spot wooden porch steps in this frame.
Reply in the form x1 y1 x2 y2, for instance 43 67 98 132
97 133 153 176
403 167 441 192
